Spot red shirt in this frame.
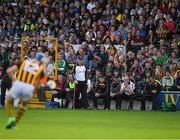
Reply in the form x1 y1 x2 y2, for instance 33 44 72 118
164 20 176 33
56 80 66 92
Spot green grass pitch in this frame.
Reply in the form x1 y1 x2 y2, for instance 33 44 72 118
0 108 180 139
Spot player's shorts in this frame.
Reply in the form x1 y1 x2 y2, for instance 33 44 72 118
10 80 34 101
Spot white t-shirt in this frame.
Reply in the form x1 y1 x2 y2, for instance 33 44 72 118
120 81 135 95
74 65 86 81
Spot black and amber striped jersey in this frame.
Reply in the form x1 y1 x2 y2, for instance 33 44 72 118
16 60 45 86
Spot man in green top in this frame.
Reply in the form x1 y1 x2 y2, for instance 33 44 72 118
57 53 66 75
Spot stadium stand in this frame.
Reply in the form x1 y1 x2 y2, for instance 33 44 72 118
0 0 180 110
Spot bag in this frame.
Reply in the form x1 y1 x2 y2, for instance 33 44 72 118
160 102 176 112
45 102 59 108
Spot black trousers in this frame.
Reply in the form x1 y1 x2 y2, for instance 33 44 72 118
119 94 134 109
141 91 159 111
75 81 89 109
65 90 73 108
1 80 12 106
51 91 66 108
94 93 110 110
110 94 121 109
37 86 49 102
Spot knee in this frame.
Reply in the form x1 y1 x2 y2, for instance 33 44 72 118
18 104 27 110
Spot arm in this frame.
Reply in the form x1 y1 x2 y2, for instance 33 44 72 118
120 83 125 94
110 83 113 93
6 65 18 81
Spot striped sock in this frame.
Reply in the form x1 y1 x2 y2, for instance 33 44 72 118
16 108 26 124
5 100 13 117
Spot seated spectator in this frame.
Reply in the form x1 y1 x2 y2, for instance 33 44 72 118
86 72 95 107
155 65 164 81
156 20 168 40
130 59 143 82
57 53 66 75
131 30 144 53
154 51 168 66
88 42 100 71
94 75 109 110
52 74 66 108
64 74 76 108
164 14 176 39
66 58 75 75
142 61 154 78
92 68 101 88
120 76 135 110
97 45 109 74
174 70 180 90
146 29 157 45
141 77 162 111
161 70 175 91
46 55 54 77
110 73 122 110
126 51 135 72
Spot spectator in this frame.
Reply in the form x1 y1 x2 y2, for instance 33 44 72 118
155 64 165 81
141 77 162 111
94 75 109 110
0 0 179 110
52 74 66 108
46 55 54 77
120 76 135 111
74 58 89 109
156 20 168 40
161 70 175 91
57 53 66 75
64 74 76 108
174 70 180 90
97 45 109 73
130 59 143 82
164 14 176 39
110 73 122 110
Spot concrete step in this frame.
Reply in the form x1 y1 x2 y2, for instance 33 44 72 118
28 103 45 108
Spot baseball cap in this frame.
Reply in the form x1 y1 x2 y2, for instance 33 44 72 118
35 52 45 61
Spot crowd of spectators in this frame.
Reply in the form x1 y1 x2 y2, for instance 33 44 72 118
0 0 180 110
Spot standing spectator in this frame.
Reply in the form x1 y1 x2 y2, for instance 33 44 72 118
74 58 89 109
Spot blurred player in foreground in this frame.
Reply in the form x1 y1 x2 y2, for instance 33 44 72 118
5 52 56 129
